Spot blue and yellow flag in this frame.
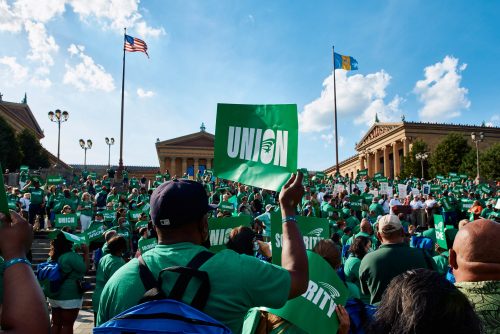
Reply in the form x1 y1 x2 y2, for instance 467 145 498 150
334 52 358 71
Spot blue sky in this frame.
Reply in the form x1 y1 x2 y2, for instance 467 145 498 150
1 0 499 170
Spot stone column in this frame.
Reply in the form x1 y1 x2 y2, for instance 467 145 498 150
359 155 365 170
159 158 166 173
366 153 372 177
170 157 176 174
181 158 187 175
374 149 381 174
194 158 199 176
383 145 391 177
207 158 212 170
402 138 409 158
392 142 400 177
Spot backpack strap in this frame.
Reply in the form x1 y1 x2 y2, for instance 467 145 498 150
138 255 167 302
166 251 215 310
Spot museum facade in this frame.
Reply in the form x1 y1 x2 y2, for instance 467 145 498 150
325 121 500 179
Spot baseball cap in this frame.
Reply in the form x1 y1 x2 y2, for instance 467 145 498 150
150 179 216 227
378 214 403 234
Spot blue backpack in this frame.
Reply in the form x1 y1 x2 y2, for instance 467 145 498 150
94 251 232 334
410 236 434 250
345 298 377 334
36 260 69 298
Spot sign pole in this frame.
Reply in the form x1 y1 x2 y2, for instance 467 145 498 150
332 46 339 175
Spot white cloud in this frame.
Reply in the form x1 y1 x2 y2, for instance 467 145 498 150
299 70 401 131
13 0 65 23
68 0 165 37
414 56 470 121
63 44 115 92
137 88 154 98
320 133 345 148
0 56 28 84
0 0 22 32
30 66 52 87
24 20 59 65
484 114 499 127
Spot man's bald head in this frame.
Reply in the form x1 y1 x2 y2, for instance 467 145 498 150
450 219 500 282
360 219 372 234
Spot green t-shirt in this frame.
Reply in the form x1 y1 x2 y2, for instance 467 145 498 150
53 251 87 300
97 243 291 333
127 209 142 222
432 253 449 276
92 254 126 312
344 255 361 286
79 200 93 216
29 187 44 205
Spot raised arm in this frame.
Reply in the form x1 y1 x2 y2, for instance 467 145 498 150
279 172 309 299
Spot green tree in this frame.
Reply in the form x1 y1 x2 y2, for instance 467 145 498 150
17 129 50 169
400 139 430 179
477 143 500 180
0 115 22 171
430 133 471 177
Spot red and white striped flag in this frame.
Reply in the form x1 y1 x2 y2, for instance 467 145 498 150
124 34 149 58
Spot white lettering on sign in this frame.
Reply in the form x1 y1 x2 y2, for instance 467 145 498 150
227 126 288 167
209 228 233 246
274 233 323 250
301 280 338 318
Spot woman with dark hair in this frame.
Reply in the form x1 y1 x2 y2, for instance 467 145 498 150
368 268 482 334
344 236 371 287
92 236 127 322
48 232 89 334
226 226 272 261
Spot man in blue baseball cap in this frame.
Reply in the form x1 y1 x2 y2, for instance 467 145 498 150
97 174 308 333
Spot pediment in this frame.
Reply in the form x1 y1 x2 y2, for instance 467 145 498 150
356 122 403 149
156 131 214 148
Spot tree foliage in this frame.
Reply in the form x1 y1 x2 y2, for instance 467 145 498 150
0 115 21 171
400 139 430 179
476 142 500 180
429 133 471 177
17 129 50 169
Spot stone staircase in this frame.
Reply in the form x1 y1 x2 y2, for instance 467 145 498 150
32 231 96 310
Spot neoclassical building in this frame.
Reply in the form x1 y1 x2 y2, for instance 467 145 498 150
155 124 214 177
325 121 500 179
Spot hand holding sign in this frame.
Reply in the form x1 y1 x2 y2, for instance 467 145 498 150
279 171 304 214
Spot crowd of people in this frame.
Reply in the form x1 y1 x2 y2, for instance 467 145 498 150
0 166 499 333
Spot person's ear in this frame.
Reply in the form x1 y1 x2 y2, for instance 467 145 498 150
449 248 458 269
376 231 382 242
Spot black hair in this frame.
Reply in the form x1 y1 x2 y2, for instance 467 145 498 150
226 226 255 256
48 233 74 261
107 236 127 255
368 269 482 334
349 236 371 260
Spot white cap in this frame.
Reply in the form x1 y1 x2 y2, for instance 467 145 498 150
378 214 403 234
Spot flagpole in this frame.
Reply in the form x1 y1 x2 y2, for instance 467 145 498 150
118 27 126 181
332 45 339 175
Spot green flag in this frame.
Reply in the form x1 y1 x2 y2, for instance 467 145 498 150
86 223 106 242
266 251 349 334
54 214 78 228
213 103 298 192
271 214 330 265
208 215 253 252
47 175 63 185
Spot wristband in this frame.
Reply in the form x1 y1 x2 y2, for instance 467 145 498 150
282 216 297 223
3 258 31 271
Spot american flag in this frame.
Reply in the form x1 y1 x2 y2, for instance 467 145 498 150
124 34 149 58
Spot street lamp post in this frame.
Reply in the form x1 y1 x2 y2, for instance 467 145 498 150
105 137 115 168
79 139 93 171
471 132 484 183
48 109 69 164
415 152 429 179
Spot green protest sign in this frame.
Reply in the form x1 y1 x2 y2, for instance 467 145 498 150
29 175 44 184
436 175 444 180
208 215 253 252
373 172 384 180
451 176 461 183
441 197 453 211
0 163 10 219
49 230 86 245
434 215 448 249
478 184 491 194
102 210 115 222
89 172 97 180
348 195 364 211
266 251 348 334
315 172 325 179
46 175 63 185
459 174 468 179
139 237 157 254
441 179 450 184
213 103 298 192
55 214 78 228
219 201 234 212
86 223 105 242
271 214 330 265
357 169 368 177
20 165 29 172
448 172 458 177
460 199 474 212
430 184 441 193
